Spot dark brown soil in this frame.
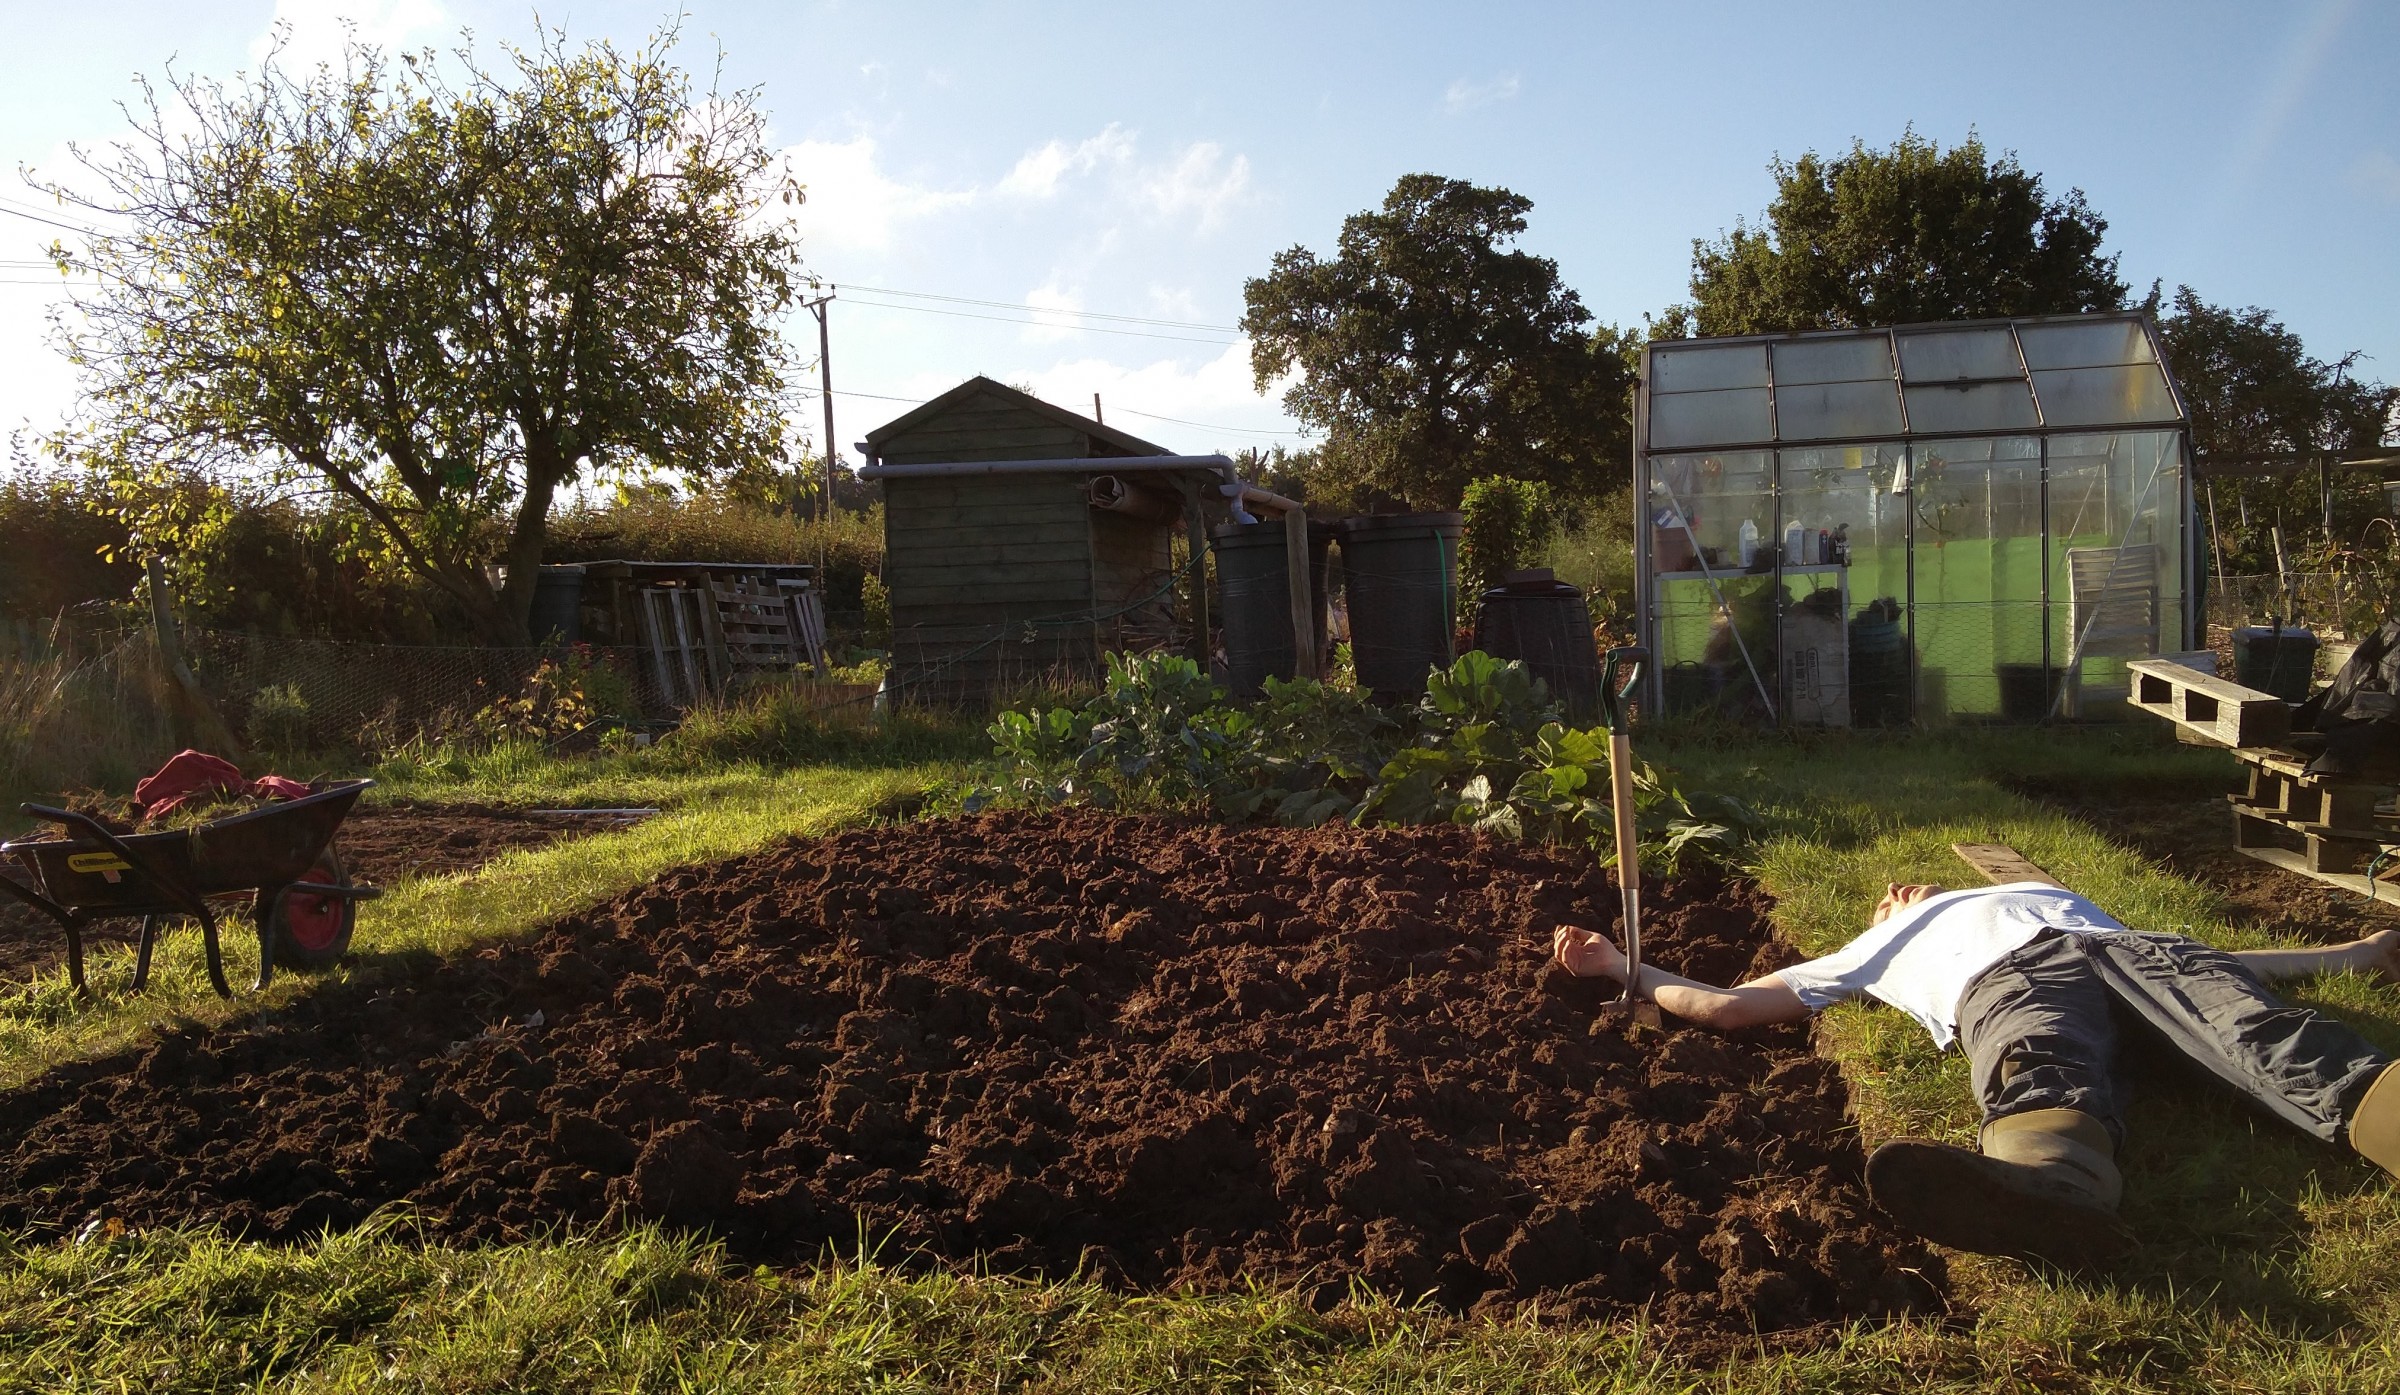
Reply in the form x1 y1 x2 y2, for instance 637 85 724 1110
0 803 590 984
2021 772 2400 944
0 811 1943 1343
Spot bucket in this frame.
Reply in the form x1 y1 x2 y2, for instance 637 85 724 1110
1847 603 1910 726
2233 626 2319 703
1337 512 1464 701
1996 663 2065 722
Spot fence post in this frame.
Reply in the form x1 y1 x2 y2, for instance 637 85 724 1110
147 556 246 759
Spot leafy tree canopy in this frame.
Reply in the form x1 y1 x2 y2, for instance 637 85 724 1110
1241 174 1632 510
2159 285 2398 576
34 21 804 643
1686 130 2126 335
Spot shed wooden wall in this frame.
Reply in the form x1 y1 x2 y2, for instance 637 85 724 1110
876 385 1184 703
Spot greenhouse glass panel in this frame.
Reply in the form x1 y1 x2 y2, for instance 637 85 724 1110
1778 444 1909 725
1906 437 2047 721
1647 451 1779 720
1897 328 2022 382
1776 380 1905 440
1903 380 2040 433
1652 343 1768 392
2018 319 2156 370
2046 430 2184 707
1772 336 1895 385
1650 387 1773 448
2029 365 2178 427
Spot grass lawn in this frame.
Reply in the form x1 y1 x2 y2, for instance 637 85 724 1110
8 726 2400 1391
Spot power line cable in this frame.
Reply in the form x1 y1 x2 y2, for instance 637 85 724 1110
0 203 98 236
838 294 1237 346
832 282 1237 333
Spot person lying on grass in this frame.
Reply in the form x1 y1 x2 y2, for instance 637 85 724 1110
1551 879 2400 1267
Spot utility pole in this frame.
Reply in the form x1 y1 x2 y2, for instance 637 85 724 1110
801 286 839 544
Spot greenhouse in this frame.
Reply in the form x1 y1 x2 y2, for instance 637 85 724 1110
1634 311 2194 726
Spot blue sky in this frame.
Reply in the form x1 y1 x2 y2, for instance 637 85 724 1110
3 0 2395 466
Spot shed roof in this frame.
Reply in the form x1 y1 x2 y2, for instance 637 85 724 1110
863 376 1173 458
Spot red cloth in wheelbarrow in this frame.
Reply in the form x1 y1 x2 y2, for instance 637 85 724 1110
133 750 313 821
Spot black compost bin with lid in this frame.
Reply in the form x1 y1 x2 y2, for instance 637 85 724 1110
1472 569 1601 722
1209 520 1332 697
1337 511 1464 701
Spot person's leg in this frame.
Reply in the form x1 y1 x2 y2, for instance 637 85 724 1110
2081 931 2394 1164
1866 932 2131 1266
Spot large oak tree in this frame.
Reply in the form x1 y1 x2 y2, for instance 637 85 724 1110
1686 131 2125 335
38 24 803 643
1241 174 1632 509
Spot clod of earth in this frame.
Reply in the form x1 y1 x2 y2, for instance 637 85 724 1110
0 811 1943 1342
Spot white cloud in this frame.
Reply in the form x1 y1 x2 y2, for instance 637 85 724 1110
1443 73 1521 113
1138 143 1251 232
1019 283 1086 344
2353 151 2400 204
784 135 975 258
997 125 1135 200
249 0 450 72
1022 340 1299 451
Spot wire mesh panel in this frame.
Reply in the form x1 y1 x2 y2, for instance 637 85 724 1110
1906 437 2047 721
183 631 666 748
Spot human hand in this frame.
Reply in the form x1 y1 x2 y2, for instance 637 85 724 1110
1552 924 1626 981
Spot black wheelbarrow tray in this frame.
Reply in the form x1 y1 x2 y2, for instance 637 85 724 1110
0 780 381 998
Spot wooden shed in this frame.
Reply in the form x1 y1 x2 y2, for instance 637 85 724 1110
860 377 1230 703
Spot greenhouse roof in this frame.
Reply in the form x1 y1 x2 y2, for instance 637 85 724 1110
1640 311 2185 453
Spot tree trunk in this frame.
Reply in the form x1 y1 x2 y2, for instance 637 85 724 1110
489 465 563 647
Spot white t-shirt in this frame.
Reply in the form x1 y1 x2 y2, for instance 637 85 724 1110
1774 882 2126 1049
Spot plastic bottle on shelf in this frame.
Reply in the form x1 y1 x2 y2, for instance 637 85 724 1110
1818 529 1831 564
1784 521 1806 566
1738 519 1759 569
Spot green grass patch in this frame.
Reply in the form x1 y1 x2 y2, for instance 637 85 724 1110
0 763 954 1092
12 725 2400 1390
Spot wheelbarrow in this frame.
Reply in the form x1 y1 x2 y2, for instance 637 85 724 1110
0 780 381 998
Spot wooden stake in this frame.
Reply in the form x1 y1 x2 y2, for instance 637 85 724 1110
1283 504 1317 680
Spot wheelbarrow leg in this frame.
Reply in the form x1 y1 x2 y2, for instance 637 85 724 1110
251 896 277 994
131 915 163 992
195 905 233 999
61 917 90 998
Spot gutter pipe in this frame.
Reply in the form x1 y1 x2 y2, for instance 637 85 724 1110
857 453 1234 480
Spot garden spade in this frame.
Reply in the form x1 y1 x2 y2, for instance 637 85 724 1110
1597 647 1659 1027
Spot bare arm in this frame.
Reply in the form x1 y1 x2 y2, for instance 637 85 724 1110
2230 929 2400 984
1552 926 1811 1029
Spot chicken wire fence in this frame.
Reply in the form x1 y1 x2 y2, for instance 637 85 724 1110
2205 573 2351 633
180 630 674 750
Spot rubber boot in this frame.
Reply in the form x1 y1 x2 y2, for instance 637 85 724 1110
2348 1062 2400 1177
1865 1108 2132 1267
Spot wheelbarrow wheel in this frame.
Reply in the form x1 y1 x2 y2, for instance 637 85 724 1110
268 848 356 971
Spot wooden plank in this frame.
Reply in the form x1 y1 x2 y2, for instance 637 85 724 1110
885 502 1090 531
2126 659 2290 747
1951 842 2067 888
885 540 1095 569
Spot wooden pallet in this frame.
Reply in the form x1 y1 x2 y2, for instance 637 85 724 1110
2126 659 2290 748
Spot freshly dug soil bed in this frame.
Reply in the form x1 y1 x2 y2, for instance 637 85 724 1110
0 812 1942 1342
0 803 586 984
